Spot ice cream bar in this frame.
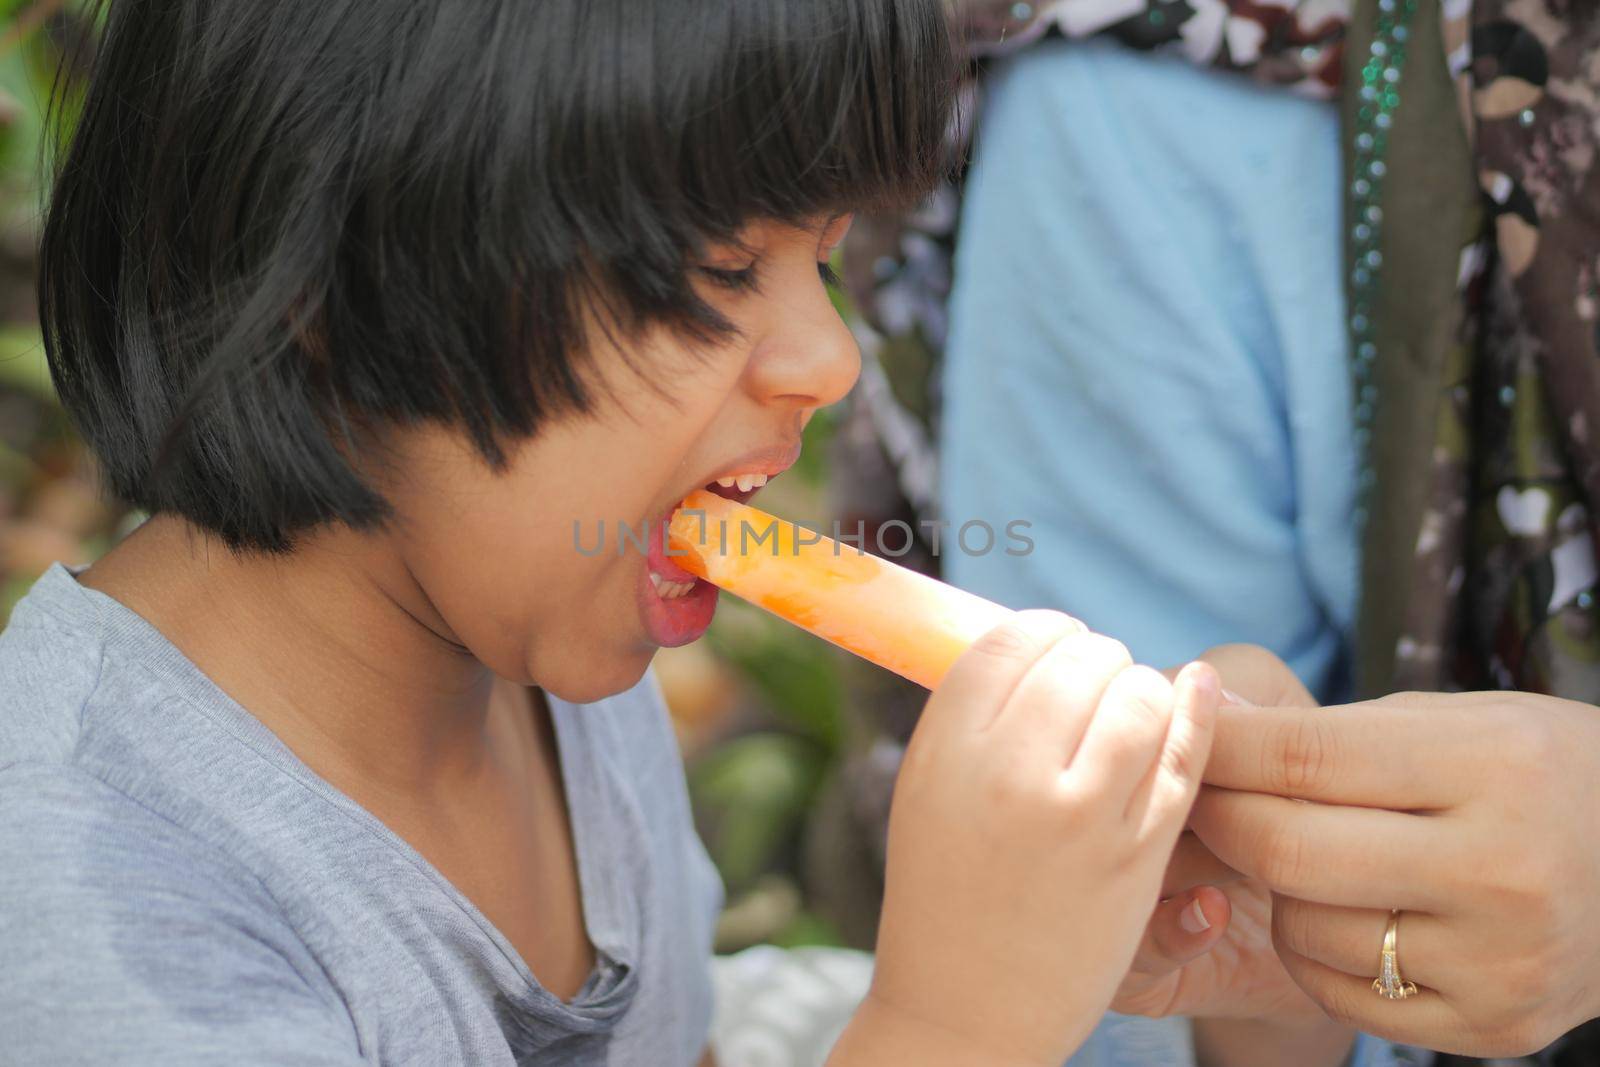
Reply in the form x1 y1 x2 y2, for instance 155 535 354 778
668 490 1015 690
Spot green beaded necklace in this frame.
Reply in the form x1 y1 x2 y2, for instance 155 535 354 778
1350 0 1419 528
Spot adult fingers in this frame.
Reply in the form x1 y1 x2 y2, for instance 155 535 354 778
1161 832 1243 896
1195 643 1317 707
1270 896 1454 993
1205 702 1484 810
1190 788 1463 911
1274 942 1501 1057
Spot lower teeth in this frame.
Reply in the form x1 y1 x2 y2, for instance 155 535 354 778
651 575 695 600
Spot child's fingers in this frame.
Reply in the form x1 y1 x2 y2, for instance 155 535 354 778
1125 661 1222 830
1144 662 1221 831
995 631 1133 765
1067 664 1178 802
921 610 1086 743
1121 886 1233 984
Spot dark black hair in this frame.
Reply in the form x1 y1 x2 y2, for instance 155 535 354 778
39 0 956 551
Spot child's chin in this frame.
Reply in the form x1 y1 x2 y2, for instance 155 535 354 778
539 654 656 706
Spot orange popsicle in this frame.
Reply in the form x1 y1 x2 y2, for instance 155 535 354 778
667 490 1015 690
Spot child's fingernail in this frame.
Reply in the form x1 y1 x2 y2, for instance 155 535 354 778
1182 663 1219 701
1180 898 1211 934
1221 687 1254 707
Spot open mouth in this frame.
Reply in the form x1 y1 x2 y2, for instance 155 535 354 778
636 442 802 646
702 471 770 504
648 468 781 600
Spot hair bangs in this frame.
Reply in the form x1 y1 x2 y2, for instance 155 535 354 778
39 0 958 551
672 0 959 232
530 0 960 335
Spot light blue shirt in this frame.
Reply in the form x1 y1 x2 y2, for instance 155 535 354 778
943 41 1420 1067
943 40 1360 704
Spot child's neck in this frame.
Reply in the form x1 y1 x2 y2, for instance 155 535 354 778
81 516 600 998
79 515 507 799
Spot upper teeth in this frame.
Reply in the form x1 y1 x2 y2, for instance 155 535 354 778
716 473 769 491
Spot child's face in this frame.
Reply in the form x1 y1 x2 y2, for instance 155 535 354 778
378 216 857 702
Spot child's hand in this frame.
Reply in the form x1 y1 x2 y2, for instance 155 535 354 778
833 611 1220 1067
1104 645 1355 1067
1110 643 1321 1024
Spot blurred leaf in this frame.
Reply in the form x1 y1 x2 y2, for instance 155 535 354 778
0 24 45 178
0 435 34 483
793 404 836 488
1 570 32 624
0 0 93 200
713 875 802 953
706 598 844 750
826 249 853 321
690 732 827 891
770 910 844 950
0 327 49 397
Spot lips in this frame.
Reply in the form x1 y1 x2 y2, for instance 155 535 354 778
636 442 801 647
685 441 801 502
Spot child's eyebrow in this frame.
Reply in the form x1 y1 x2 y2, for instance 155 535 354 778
772 214 848 239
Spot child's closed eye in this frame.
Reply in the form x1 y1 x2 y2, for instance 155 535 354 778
698 261 841 292
699 264 760 292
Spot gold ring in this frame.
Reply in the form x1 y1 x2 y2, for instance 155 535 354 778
1372 910 1419 1000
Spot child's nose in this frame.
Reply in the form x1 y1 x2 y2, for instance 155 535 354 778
744 284 861 411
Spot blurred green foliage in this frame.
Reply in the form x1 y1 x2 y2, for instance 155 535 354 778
0 325 48 395
0 3 113 624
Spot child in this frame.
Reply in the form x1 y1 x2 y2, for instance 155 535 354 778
1 1 1220 1063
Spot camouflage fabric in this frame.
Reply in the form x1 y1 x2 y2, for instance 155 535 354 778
948 0 1349 89
1426 0 1600 700
831 0 1600 1061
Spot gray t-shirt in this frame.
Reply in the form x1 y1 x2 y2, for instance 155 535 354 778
0 565 723 1066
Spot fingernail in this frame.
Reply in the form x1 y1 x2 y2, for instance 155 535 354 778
1184 663 1220 701
1180 898 1211 934
1220 687 1253 707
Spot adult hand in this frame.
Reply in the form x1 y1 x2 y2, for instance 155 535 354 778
1193 689 1600 1057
